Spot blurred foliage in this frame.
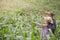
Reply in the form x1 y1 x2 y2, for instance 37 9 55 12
0 0 60 40
0 10 60 40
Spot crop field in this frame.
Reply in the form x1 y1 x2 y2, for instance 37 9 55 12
0 0 60 40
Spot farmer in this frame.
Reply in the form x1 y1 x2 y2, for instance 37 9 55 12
34 10 56 40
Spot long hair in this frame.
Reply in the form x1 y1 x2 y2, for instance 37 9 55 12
45 10 55 19
50 12 55 19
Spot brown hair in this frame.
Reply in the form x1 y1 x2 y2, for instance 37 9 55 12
50 12 55 19
45 10 55 19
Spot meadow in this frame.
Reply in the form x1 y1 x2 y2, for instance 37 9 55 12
0 0 60 40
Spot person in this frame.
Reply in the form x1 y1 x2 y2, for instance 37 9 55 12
33 10 56 40
45 10 56 35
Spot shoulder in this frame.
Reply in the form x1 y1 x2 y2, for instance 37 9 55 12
45 16 53 23
44 16 51 20
47 17 51 20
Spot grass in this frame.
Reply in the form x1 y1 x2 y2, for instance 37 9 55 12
0 10 60 40
0 0 60 40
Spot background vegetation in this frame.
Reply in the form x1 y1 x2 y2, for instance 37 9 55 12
0 0 60 40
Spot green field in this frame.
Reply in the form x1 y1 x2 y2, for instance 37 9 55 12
0 0 60 40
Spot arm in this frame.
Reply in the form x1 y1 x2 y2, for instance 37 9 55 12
33 17 51 27
33 22 43 28
32 21 48 28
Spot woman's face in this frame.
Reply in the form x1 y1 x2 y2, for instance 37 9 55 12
45 11 51 16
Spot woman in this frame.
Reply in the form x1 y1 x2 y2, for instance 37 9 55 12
34 10 56 40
